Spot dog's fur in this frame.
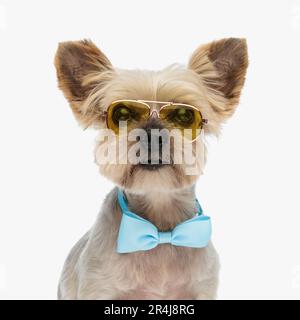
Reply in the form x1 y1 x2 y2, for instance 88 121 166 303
54 38 248 299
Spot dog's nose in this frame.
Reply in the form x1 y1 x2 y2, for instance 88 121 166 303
144 127 164 153
139 119 169 170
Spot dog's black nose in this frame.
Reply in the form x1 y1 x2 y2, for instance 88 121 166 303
139 119 169 170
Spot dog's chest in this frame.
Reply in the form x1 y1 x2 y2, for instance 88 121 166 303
118 245 200 299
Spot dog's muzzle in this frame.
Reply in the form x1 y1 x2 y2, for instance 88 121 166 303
137 119 172 170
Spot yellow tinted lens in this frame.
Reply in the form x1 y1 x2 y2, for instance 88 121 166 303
160 104 202 140
107 101 150 134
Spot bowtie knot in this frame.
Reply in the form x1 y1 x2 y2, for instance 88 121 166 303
116 189 212 253
158 231 172 244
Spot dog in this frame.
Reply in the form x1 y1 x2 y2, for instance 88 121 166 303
54 37 248 299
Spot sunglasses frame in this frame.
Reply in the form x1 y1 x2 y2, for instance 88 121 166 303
103 99 208 141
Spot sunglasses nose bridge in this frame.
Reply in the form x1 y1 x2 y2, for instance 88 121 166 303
149 109 159 119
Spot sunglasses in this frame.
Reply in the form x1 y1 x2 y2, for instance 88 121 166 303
103 99 207 140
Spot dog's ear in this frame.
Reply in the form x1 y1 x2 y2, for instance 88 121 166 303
188 38 248 118
54 39 113 127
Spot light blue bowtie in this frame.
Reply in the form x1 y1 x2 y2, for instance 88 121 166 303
116 189 212 253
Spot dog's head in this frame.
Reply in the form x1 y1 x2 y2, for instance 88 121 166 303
55 38 248 193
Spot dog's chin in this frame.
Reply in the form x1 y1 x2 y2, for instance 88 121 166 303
99 163 200 193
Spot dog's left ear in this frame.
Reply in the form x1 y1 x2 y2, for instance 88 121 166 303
188 38 248 118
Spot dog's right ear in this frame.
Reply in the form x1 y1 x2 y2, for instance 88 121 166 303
54 39 113 127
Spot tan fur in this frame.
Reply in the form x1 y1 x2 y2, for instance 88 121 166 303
55 38 248 299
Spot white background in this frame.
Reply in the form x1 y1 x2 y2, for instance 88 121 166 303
0 0 300 299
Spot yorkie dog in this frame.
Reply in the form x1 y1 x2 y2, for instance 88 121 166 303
55 37 248 299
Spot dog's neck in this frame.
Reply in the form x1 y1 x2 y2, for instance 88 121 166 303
124 186 197 231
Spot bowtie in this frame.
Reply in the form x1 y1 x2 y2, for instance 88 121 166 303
116 189 212 253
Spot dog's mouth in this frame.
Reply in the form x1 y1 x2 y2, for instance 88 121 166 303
137 158 171 171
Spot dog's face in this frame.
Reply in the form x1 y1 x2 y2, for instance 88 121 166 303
55 38 248 193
